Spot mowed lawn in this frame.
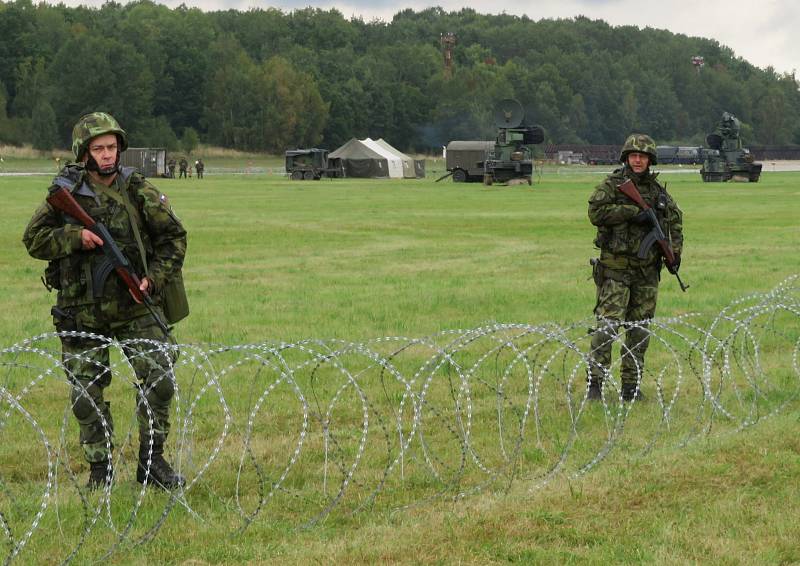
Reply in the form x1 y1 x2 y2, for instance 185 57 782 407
5 167 797 342
1 167 799 563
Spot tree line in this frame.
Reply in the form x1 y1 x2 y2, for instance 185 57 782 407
1 0 798 154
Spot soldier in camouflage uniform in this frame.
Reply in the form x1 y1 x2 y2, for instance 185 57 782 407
178 157 188 179
587 133 683 401
22 112 188 490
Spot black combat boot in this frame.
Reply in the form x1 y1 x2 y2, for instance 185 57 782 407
621 382 645 402
587 377 603 400
87 460 113 490
137 440 185 490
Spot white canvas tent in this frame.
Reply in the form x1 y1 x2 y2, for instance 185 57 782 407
373 138 417 178
328 137 425 179
361 138 404 179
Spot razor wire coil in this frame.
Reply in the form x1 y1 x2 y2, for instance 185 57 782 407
0 275 798 564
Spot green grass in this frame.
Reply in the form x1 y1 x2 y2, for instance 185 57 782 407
1 165 798 563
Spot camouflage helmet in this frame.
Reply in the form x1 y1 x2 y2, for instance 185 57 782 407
619 133 657 165
71 112 128 160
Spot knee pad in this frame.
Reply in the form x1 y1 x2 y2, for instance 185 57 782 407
142 371 176 405
70 384 106 424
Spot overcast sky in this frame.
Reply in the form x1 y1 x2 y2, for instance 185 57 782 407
64 0 799 76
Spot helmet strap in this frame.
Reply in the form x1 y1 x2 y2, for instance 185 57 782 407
85 154 120 177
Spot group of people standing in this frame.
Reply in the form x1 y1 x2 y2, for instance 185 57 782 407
21 111 684 491
167 157 204 179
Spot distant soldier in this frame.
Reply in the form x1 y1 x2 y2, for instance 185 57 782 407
178 157 188 179
195 159 204 179
167 158 176 178
586 134 684 402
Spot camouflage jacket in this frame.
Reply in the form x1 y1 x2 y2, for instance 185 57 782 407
23 163 187 319
588 167 683 269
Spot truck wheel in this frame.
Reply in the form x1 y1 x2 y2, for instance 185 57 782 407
452 169 467 183
290 171 303 180
303 171 314 180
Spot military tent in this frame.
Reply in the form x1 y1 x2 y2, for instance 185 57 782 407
372 138 420 178
328 138 389 178
360 138 404 178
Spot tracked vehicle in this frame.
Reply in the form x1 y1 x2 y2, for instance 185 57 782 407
700 112 762 182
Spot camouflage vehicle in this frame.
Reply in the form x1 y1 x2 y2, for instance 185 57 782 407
480 99 545 185
442 100 545 185
700 112 762 182
285 148 342 180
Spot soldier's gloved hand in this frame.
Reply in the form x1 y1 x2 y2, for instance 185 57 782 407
630 210 650 225
667 254 681 274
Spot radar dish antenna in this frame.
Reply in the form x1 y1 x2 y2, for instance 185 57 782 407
494 99 524 129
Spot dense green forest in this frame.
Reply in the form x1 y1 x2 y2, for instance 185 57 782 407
1 0 799 153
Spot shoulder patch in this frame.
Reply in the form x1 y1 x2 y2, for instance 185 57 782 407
159 193 170 207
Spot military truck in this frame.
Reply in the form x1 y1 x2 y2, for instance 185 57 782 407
479 99 545 185
444 140 495 182
285 148 341 180
700 112 762 182
442 100 544 185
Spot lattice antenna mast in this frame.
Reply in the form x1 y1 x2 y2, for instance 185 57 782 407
440 32 456 79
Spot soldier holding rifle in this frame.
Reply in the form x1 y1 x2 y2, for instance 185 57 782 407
23 112 187 490
587 134 684 402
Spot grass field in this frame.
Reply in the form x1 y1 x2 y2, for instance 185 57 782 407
1 163 798 563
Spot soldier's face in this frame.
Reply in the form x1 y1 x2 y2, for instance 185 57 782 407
627 152 650 174
87 134 119 174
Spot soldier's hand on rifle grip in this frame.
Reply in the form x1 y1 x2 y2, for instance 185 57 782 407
667 253 681 274
81 229 104 250
631 210 650 225
126 277 151 304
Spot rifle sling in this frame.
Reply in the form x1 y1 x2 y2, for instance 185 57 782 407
95 174 149 274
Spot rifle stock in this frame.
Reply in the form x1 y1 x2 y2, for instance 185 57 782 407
47 186 96 228
46 185 171 335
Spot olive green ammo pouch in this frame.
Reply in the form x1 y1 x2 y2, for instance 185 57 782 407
117 170 189 325
161 271 189 324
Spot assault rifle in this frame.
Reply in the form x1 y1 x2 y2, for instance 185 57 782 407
617 178 689 292
47 185 171 336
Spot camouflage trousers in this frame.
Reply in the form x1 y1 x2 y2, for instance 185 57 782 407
56 307 177 463
589 262 660 388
